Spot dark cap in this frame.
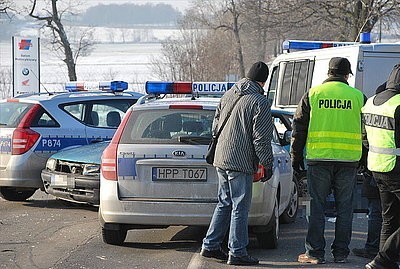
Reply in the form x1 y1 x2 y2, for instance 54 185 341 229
328 57 353 75
247 61 269 82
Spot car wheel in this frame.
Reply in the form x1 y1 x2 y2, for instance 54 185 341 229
255 198 279 249
102 227 127 245
280 179 299 224
0 187 37 201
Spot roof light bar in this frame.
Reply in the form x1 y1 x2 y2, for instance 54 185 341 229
65 81 128 93
145 81 235 95
282 40 356 51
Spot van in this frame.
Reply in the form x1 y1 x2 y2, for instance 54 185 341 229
266 39 400 109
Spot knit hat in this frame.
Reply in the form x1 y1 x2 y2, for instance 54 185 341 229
328 57 353 75
246 61 269 82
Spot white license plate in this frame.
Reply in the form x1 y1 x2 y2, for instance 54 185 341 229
152 167 207 181
51 174 68 187
50 174 75 188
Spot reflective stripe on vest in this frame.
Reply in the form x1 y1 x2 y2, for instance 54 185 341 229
362 94 400 172
306 81 364 161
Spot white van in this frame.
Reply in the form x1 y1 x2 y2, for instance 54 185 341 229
266 39 400 109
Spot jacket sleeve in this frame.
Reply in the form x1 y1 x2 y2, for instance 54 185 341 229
212 101 222 136
290 91 310 162
253 99 274 169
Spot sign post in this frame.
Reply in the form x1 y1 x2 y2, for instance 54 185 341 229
12 36 40 96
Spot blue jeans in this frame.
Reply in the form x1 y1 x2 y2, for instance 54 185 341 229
365 198 382 251
305 163 356 259
202 168 253 257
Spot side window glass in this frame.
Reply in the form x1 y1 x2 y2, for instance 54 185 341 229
278 59 314 106
87 100 135 128
267 66 279 103
63 104 84 121
31 110 59 127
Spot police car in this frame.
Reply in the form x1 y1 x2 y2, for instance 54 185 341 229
0 81 143 201
99 81 298 248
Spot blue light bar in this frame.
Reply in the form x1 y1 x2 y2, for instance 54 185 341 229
99 81 128 92
282 40 356 51
65 82 85 92
65 81 128 92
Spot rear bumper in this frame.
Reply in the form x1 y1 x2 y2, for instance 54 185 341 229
42 170 100 205
0 152 49 189
99 178 271 227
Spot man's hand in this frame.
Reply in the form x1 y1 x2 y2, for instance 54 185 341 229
260 166 273 182
292 159 305 173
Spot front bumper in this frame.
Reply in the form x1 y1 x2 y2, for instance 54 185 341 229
41 170 100 205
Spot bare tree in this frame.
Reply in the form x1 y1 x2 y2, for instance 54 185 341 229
300 0 400 41
28 0 94 81
0 0 14 15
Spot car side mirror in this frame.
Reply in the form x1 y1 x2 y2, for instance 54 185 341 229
280 130 292 146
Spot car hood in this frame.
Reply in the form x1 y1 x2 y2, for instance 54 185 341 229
49 141 110 164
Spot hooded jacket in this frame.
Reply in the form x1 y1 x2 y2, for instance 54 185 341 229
212 78 274 174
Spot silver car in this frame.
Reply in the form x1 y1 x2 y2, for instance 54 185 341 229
0 81 142 201
99 82 298 248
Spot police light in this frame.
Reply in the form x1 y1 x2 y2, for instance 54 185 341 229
65 81 128 93
282 40 356 51
145 81 235 95
99 81 128 92
65 82 85 92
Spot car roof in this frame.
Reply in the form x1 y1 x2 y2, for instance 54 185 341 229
132 96 221 111
3 91 143 104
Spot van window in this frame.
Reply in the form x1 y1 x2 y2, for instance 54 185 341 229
278 60 314 106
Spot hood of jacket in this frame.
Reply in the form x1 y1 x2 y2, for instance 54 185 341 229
386 64 400 92
231 78 264 96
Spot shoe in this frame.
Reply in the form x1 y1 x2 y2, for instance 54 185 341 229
334 256 348 263
353 248 377 259
227 254 259 266
365 260 389 269
200 248 228 261
298 253 326 264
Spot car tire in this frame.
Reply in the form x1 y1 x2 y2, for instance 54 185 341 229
102 227 127 245
255 199 279 249
0 187 37 201
280 179 299 224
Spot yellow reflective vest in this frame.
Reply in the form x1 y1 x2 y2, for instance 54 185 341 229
307 81 364 161
362 94 400 172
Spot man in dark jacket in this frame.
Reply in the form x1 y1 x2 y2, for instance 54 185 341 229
292 57 365 264
363 64 400 269
200 61 274 266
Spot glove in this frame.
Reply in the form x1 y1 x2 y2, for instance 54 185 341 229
260 166 273 182
292 159 305 174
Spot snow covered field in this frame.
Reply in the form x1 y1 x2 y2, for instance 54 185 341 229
0 28 180 96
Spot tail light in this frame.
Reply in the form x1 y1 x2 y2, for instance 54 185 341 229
101 110 132 181
12 104 41 155
253 164 265 182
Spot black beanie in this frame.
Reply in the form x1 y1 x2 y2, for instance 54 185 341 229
246 61 269 82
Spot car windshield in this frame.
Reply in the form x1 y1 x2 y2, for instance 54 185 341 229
120 109 215 145
0 102 34 128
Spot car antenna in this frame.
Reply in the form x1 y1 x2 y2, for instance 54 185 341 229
29 68 53 95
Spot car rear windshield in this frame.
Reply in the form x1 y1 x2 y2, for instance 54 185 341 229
120 109 215 145
0 102 34 128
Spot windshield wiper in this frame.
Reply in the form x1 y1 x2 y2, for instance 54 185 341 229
177 136 211 145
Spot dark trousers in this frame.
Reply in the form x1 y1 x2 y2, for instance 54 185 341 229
373 172 400 269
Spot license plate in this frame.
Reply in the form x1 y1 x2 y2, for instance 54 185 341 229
50 174 75 188
152 167 207 181
51 174 68 187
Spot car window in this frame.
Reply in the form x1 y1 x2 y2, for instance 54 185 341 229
30 109 60 127
0 102 34 128
120 109 215 145
61 99 136 128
